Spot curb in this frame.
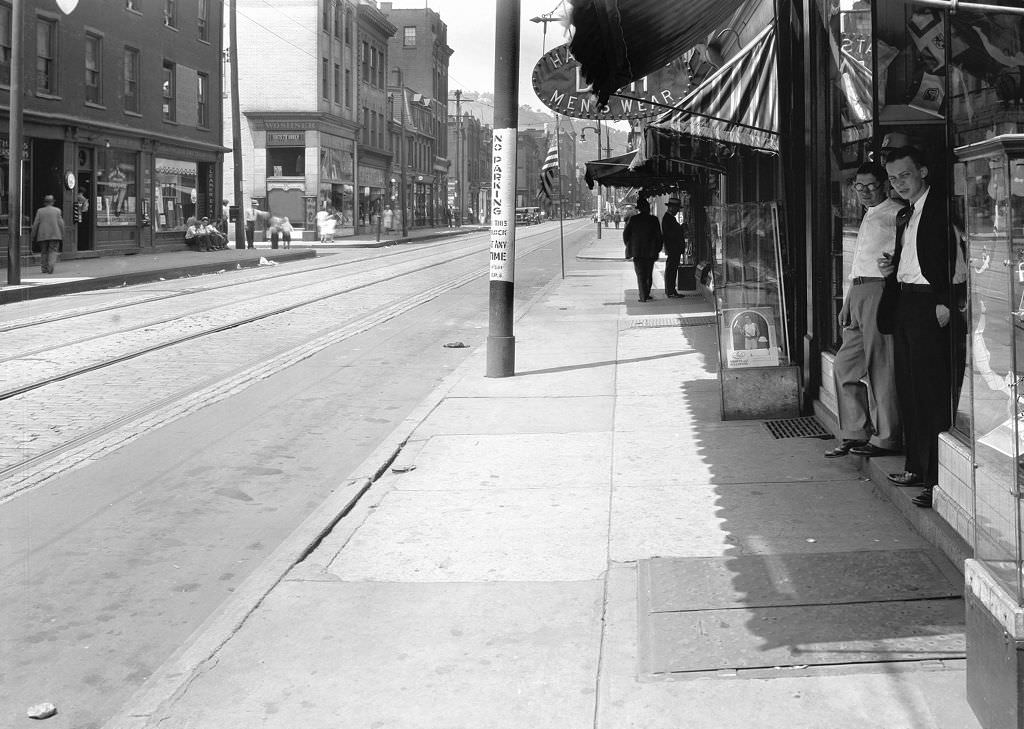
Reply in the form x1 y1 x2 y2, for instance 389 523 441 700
101 242 574 729
0 250 318 305
316 226 487 249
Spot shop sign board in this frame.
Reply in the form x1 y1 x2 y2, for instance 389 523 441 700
532 43 691 121
489 128 516 282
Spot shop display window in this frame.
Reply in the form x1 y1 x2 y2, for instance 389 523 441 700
711 201 790 370
154 157 197 232
96 148 137 226
0 136 31 230
958 136 1024 602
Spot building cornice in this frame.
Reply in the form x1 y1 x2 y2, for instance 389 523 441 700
357 4 397 37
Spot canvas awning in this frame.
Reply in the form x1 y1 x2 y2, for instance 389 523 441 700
567 0 748 105
645 23 779 154
584 150 722 198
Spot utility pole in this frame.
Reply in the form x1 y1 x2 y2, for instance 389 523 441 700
453 89 462 226
396 68 408 238
486 0 519 378
6 0 23 284
229 0 246 250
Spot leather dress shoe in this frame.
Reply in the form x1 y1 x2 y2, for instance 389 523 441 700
912 487 933 508
888 471 924 487
824 440 865 458
849 443 899 457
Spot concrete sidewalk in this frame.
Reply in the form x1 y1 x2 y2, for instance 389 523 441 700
104 241 979 729
0 224 483 305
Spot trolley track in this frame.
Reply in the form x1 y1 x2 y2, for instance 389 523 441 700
0 224 585 501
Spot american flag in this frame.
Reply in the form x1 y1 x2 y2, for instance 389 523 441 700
537 142 559 201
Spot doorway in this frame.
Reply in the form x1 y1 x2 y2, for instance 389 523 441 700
76 171 93 251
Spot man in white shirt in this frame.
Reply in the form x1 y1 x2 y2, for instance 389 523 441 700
826 162 904 460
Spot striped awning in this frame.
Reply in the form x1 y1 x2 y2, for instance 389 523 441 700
568 0 748 105
646 23 778 154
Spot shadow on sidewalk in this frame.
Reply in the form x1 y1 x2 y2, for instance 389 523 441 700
630 319 970 721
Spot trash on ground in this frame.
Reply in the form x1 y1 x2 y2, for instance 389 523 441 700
258 257 279 266
392 464 417 473
27 703 57 720
443 341 468 348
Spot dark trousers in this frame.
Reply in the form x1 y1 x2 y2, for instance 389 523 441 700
664 251 680 295
270 230 279 249
893 290 952 486
633 257 656 300
244 221 255 248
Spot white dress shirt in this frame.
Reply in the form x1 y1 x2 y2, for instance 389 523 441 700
897 186 931 285
850 198 903 279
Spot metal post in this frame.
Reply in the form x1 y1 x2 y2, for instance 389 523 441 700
454 89 463 226
6 0 23 285
397 68 408 238
229 0 246 251
595 120 602 240
486 0 519 378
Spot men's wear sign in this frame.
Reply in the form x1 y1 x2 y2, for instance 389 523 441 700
489 129 516 282
532 44 692 121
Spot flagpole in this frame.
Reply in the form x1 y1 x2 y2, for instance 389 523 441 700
556 117 565 279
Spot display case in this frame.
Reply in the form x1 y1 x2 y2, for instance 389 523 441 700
957 133 1024 729
709 201 798 420
957 136 1024 601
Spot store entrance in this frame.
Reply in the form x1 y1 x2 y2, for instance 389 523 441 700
30 139 63 213
76 171 93 251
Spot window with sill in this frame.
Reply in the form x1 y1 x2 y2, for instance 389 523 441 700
85 33 102 105
403 26 415 48
124 46 139 113
163 0 176 27
36 17 57 94
197 71 209 127
197 0 208 41
162 60 175 121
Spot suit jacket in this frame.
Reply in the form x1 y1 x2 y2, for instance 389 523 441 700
661 212 686 255
31 204 64 242
623 213 662 259
877 187 954 334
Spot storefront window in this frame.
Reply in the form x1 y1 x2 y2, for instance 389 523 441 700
0 136 30 229
267 147 304 177
96 148 137 226
154 157 197 232
823 0 874 349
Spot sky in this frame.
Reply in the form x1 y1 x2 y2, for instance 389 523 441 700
387 0 576 109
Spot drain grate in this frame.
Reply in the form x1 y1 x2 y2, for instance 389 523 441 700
627 314 717 329
763 416 832 440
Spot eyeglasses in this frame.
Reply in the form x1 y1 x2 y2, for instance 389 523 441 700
851 181 882 192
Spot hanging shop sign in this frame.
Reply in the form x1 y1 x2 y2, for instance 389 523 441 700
532 43 692 121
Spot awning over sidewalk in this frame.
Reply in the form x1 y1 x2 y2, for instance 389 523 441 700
567 0 748 105
584 150 722 198
645 23 779 154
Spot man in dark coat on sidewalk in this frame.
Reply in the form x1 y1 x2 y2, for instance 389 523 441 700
661 195 686 297
623 197 662 302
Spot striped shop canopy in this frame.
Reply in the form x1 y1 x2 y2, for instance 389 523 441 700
645 22 779 155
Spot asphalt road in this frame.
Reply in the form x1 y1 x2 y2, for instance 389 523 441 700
0 221 592 729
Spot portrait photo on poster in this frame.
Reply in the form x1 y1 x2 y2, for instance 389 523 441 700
721 306 780 368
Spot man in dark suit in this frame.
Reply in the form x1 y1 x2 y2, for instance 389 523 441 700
878 146 958 508
622 197 662 302
661 196 686 297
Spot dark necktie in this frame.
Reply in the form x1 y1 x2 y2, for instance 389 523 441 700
897 203 914 226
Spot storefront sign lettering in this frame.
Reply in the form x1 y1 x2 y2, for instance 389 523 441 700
532 43 691 121
489 129 516 282
267 132 304 145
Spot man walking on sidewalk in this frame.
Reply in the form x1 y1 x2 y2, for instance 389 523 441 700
661 195 686 298
30 194 65 274
623 197 662 302
826 162 903 460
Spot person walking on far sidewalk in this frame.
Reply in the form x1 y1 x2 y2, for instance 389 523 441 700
31 194 65 274
623 197 662 303
661 195 686 298
825 162 904 461
244 202 257 249
877 146 959 509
